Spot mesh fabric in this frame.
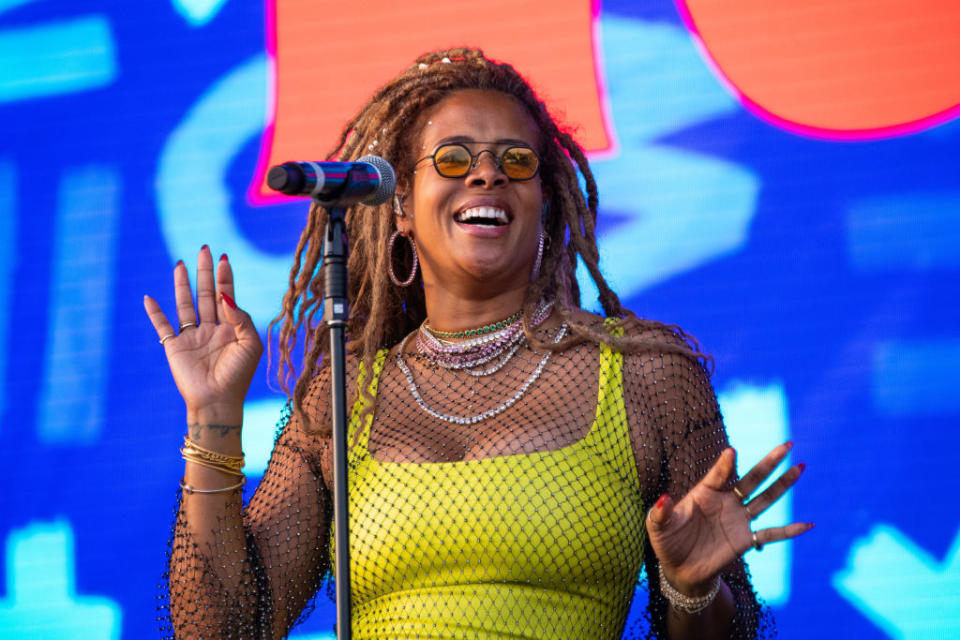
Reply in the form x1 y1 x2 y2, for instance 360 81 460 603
160 320 772 639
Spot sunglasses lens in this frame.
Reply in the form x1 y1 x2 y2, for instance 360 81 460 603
501 147 539 180
433 145 472 177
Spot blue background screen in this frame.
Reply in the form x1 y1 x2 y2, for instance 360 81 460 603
1 0 958 638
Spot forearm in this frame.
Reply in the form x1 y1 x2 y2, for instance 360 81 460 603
169 408 266 636
180 406 247 570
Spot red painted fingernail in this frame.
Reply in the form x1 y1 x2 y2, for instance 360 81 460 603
221 293 237 309
175 260 184 268
785 440 794 449
799 462 806 472
656 494 668 509
219 253 228 262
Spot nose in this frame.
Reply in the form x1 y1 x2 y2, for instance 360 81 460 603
466 149 507 187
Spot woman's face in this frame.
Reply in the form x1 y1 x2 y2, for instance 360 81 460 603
398 89 546 297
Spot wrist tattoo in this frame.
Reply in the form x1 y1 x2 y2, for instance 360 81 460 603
188 423 241 439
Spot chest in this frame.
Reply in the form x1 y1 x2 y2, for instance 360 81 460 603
364 347 603 464
346 444 647 605
334 341 648 634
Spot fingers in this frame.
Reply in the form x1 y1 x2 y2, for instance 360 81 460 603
173 260 198 329
744 462 805 520
736 441 793 497
646 493 674 532
215 252 235 305
196 245 218 325
754 521 815 549
143 294 177 345
219 292 242 330
700 447 737 491
153 247 231 347
220 292 262 350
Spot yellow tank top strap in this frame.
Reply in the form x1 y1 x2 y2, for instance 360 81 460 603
581 317 642 494
347 348 389 460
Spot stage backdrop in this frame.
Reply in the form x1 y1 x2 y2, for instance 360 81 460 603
1 0 958 637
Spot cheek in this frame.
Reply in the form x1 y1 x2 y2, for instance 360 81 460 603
410 176 457 219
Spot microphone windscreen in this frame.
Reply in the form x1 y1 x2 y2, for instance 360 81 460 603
357 155 396 206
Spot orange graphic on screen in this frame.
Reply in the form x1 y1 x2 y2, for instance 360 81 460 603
255 0 610 200
677 0 960 138
258 0 960 200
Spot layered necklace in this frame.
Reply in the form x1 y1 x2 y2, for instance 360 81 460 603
396 301 567 425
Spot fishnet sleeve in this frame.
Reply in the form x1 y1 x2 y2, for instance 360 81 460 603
160 372 334 639
623 333 773 639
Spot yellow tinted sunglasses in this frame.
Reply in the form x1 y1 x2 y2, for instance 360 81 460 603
418 143 541 181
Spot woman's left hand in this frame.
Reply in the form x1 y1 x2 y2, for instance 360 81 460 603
645 443 813 596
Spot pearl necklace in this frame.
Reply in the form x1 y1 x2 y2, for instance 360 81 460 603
396 323 568 425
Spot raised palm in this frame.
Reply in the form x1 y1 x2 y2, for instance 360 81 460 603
143 246 262 414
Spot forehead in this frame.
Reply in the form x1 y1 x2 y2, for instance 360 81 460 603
418 89 540 149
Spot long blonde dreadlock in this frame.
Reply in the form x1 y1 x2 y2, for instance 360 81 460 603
270 47 708 434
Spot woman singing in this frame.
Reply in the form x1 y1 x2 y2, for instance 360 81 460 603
145 48 812 639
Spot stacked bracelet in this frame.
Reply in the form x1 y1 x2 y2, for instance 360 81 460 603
180 477 245 495
181 437 245 476
658 563 720 615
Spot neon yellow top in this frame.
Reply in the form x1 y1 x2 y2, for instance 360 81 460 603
343 342 645 639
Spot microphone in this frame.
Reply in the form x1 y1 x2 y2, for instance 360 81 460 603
266 155 395 206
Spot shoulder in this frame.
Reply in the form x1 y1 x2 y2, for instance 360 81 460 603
598 314 713 396
288 351 366 439
563 307 705 365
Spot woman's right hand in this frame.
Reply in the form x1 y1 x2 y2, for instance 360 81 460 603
143 246 263 426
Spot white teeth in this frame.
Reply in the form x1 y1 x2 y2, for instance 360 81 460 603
455 206 509 224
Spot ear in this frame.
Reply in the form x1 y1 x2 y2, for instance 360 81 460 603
393 192 414 236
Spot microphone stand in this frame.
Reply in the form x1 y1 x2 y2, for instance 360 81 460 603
321 203 351 640
316 166 370 640
266 157 391 638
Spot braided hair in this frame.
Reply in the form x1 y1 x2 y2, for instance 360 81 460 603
270 47 706 433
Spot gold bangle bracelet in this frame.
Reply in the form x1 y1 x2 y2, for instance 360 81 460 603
180 446 244 469
181 449 244 472
180 476 245 495
182 455 245 477
180 443 245 472
182 437 244 464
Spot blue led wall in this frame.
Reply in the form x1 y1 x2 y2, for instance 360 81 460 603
1 0 958 638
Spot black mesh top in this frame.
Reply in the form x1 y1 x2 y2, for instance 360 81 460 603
161 318 772 639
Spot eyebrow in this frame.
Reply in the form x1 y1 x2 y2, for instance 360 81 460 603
434 136 534 147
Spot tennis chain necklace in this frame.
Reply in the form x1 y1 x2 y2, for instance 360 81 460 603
397 310 566 425
423 310 522 338
416 301 554 375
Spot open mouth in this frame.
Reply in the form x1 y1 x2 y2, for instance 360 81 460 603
454 206 510 227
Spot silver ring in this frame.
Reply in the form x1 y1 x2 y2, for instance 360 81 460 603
752 530 763 552
179 322 197 331
732 486 747 502
159 333 176 345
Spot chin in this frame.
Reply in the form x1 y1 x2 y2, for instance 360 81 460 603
460 259 529 288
